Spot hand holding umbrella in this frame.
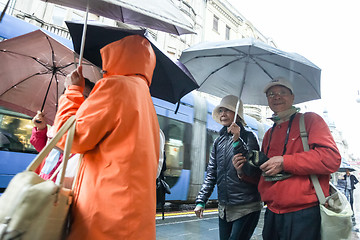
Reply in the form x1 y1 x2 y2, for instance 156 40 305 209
32 111 47 129
227 122 240 141
65 66 85 90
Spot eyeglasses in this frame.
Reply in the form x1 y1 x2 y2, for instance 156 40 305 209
266 91 291 98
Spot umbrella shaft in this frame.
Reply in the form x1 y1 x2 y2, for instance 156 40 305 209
78 1 89 66
233 101 240 123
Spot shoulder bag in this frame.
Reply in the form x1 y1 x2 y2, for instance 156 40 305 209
0 116 76 240
299 113 352 240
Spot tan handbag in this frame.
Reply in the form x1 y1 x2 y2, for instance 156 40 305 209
0 116 76 240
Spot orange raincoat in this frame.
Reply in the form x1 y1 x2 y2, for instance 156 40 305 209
53 35 160 240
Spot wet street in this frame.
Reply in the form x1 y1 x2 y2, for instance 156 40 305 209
156 187 360 239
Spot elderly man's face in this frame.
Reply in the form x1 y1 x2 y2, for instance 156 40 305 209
266 85 294 114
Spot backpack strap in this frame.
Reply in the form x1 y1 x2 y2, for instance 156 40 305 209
299 113 326 205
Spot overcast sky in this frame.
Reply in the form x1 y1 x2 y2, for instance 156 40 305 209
227 0 360 157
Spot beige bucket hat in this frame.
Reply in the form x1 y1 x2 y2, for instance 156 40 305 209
212 95 246 125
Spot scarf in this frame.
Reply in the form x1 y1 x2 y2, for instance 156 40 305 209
269 106 300 124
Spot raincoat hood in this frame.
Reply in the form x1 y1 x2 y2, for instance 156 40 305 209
100 35 156 86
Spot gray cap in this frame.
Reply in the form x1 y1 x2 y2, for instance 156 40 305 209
263 77 294 94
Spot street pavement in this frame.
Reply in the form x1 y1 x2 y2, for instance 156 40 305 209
156 186 360 239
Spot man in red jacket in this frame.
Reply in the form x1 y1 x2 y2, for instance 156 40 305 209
233 77 341 239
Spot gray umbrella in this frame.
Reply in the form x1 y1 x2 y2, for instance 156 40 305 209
40 0 194 35
179 38 321 106
41 0 195 66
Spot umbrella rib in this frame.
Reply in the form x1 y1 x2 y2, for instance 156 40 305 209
251 56 320 96
252 56 310 81
40 35 57 113
56 62 76 76
41 73 55 112
0 72 44 96
46 34 58 75
182 53 246 64
0 49 53 71
249 56 274 79
55 74 59 112
200 57 243 87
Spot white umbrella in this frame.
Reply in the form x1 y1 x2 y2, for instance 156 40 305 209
179 38 321 106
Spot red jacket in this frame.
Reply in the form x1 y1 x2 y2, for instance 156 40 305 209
259 112 341 214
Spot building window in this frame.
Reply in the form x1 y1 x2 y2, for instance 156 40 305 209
226 25 230 40
71 12 84 21
52 6 67 26
213 15 219 32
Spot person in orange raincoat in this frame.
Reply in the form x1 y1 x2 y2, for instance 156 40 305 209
52 35 160 240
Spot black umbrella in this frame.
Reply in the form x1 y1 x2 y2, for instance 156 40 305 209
65 21 198 104
338 160 357 172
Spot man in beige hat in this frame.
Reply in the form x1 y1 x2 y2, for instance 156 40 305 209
233 76 341 239
194 95 263 240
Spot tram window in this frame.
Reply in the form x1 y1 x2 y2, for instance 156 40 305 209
206 129 219 167
157 115 192 180
0 110 37 153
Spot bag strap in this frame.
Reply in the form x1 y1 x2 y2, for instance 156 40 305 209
71 154 82 189
299 113 326 205
49 153 83 190
26 116 76 186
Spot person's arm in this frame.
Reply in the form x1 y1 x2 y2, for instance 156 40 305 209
30 111 48 152
353 175 359 185
53 78 123 153
194 139 218 218
53 67 120 153
283 113 341 175
195 142 217 203
30 127 48 152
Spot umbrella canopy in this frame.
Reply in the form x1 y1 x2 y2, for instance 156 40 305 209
41 0 194 35
65 21 198 104
0 30 102 125
179 38 321 105
338 160 357 172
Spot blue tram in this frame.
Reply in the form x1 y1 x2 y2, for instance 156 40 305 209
0 93 269 201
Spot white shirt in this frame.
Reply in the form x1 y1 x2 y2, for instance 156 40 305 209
346 175 351 190
157 129 165 178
